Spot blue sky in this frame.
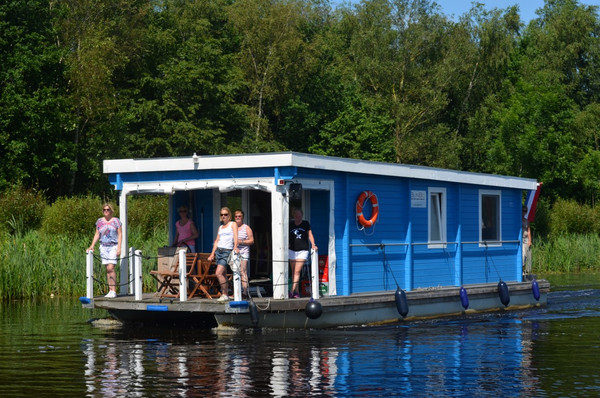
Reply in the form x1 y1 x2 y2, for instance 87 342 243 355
333 1 599 23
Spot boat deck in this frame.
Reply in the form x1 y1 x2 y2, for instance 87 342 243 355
92 280 550 314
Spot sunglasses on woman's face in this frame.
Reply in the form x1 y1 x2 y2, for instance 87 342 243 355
221 213 229 217
103 208 111 212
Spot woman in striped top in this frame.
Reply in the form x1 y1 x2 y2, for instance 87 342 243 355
234 210 254 298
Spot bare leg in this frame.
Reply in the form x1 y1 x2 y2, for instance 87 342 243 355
106 264 117 292
240 259 249 293
216 264 228 296
291 259 304 293
524 244 532 275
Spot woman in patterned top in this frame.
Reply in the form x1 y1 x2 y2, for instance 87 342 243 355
88 203 122 298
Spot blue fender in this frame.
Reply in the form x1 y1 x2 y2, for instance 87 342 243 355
249 301 259 327
532 280 540 301
498 281 510 306
395 287 409 317
459 287 469 310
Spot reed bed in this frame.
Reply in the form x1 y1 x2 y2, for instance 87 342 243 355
0 227 168 299
533 234 600 273
2 225 600 298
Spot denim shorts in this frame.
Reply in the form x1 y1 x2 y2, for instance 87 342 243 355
215 248 232 267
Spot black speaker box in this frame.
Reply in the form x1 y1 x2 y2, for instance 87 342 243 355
289 183 302 201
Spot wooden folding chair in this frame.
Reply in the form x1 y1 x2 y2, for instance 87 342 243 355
188 253 221 299
150 252 199 298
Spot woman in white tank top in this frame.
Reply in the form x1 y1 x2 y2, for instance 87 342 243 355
208 207 238 301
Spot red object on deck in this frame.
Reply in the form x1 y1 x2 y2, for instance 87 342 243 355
319 255 328 282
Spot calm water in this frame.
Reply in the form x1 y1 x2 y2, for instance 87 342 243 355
2 275 600 397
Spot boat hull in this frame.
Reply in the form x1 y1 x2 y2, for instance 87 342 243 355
89 280 549 329
215 280 549 328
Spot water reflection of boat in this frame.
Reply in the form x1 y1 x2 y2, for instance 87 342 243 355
80 318 544 396
82 152 549 328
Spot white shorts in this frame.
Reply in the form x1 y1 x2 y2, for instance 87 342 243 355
289 250 309 261
100 245 118 265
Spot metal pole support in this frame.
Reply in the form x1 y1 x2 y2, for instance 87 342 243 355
86 250 94 299
134 250 143 301
128 247 135 294
179 248 187 302
311 249 319 299
232 252 242 301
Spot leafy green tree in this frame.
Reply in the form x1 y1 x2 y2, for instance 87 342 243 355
55 0 149 194
228 0 315 149
572 103 600 203
116 0 248 158
0 0 75 199
446 5 521 139
480 78 578 200
467 0 600 202
526 0 600 105
319 0 472 167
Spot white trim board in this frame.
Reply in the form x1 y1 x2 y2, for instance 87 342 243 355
104 152 538 190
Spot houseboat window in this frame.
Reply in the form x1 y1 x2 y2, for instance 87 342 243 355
480 190 501 244
428 188 446 247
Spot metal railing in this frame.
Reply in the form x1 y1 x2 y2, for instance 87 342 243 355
349 240 520 247
85 247 148 302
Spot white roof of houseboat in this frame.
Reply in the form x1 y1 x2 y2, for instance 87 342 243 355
103 152 538 190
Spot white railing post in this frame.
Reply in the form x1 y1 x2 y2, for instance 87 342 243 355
134 250 143 301
129 246 135 294
311 249 319 299
86 250 94 299
271 187 288 299
179 248 187 302
232 252 242 301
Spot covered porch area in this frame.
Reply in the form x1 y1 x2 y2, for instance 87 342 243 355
87 176 336 302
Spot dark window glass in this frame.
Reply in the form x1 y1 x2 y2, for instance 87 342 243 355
481 194 500 241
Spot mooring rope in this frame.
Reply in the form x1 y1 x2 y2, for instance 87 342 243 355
380 243 400 289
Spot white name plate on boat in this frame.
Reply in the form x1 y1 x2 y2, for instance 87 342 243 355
411 190 426 208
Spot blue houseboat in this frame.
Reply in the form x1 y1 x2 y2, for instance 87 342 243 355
84 152 548 328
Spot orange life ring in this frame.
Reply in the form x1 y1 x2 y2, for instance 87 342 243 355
356 191 379 228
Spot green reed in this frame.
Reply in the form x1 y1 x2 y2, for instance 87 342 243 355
4 225 600 298
533 234 600 273
0 227 168 300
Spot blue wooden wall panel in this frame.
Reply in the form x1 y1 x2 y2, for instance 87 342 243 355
412 248 457 288
462 251 518 284
345 173 408 293
295 168 525 294
135 164 526 295
457 185 521 284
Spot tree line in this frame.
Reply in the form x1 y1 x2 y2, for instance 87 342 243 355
1 0 599 205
